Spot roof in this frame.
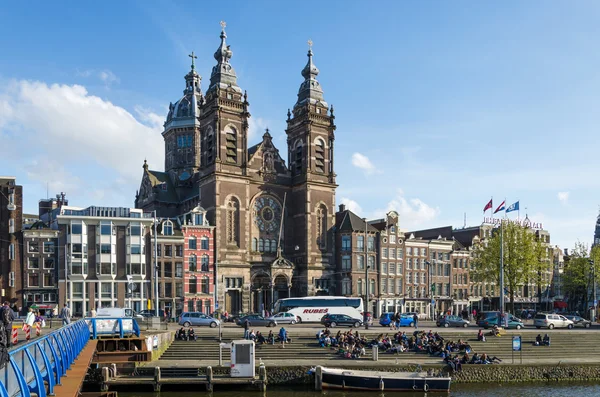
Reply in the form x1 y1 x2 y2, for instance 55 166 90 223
408 226 453 240
337 210 379 233
146 169 180 203
248 143 260 158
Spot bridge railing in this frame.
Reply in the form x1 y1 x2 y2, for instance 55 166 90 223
0 319 89 397
85 317 141 339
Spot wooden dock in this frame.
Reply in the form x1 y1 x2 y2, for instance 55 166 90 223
54 340 98 397
101 365 268 391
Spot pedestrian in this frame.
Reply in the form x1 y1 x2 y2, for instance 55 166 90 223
413 312 419 329
243 318 250 340
25 308 35 340
60 304 71 325
90 307 97 318
278 326 287 349
0 302 14 347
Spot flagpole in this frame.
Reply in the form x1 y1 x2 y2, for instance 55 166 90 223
518 199 520 221
490 196 493 223
499 218 505 327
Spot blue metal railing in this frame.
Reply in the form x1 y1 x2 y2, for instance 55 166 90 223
86 317 140 339
0 320 89 397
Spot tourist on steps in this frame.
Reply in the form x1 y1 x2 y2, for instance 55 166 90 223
243 318 250 340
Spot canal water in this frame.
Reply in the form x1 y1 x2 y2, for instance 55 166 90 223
119 381 600 396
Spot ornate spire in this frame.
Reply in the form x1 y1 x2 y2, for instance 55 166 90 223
184 51 202 95
295 39 326 109
208 20 240 93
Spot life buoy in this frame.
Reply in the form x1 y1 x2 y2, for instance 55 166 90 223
379 377 384 391
413 385 418 390
424 383 429 392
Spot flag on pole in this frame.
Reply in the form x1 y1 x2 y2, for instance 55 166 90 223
506 201 519 213
483 198 493 213
494 200 506 214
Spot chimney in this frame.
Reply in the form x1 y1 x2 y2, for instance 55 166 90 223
564 248 569 256
338 204 346 212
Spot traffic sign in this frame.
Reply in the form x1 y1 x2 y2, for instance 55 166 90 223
594 300 597 307
431 299 435 306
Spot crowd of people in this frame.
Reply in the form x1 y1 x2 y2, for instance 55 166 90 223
314 327 503 367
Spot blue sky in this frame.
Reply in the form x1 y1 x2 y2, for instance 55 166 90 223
1 1 599 250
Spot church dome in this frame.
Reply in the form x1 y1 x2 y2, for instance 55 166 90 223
165 55 204 128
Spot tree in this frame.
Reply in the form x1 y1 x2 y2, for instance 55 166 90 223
471 221 537 313
563 243 600 312
532 238 551 311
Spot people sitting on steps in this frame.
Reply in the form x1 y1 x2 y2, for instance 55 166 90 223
477 329 486 342
187 327 197 341
535 334 543 346
543 334 550 346
176 327 187 341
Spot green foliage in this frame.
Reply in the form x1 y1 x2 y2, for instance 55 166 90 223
563 242 600 304
471 221 538 308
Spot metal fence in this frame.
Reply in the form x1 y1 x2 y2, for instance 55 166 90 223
0 320 89 397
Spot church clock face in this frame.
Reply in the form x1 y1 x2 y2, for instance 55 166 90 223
254 196 282 233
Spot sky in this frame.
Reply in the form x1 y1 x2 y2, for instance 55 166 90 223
1 1 599 250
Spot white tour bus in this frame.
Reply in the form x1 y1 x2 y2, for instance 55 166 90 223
273 296 364 323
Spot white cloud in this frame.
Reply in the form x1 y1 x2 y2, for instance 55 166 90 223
377 188 440 229
351 152 378 174
77 69 120 87
248 116 269 142
0 79 163 206
557 191 570 205
340 197 363 214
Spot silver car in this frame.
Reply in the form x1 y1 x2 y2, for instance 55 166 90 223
179 312 220 328
534 313 574 329
268 312 298 325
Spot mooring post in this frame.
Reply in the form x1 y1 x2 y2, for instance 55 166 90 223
111 363 117 377
315 366 323 391
101 367 110 391
259 365 267 391
206 366 214 391
154 366 161 392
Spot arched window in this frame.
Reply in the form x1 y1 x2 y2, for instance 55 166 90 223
258 238 264 252
188 237 197 250
163 220 173 236
202 276 210 294
225 126 237 163
206 128 214 165
316 205 327 250
252 238 258 251
315 139 325 173
226 197 240 246
201 255 209 272
294 141 303 173
189 277 197 294
189 254 197 272
264 239 270 253
271 239 277 252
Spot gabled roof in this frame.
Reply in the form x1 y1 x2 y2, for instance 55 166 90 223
408 226 453 240
145 169 180 203
337 210 379 233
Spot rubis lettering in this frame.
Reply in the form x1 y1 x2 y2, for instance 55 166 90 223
302 308 329 314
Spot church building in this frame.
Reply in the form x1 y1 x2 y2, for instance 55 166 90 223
135 23 338 314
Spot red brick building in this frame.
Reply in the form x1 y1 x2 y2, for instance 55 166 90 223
181 206 215 314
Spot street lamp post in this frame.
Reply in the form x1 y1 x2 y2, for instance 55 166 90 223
153 210 159 317
425 260 433 320
364 218 369 330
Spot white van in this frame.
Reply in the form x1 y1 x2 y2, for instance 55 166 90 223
534 313 574 329
95 308 141 318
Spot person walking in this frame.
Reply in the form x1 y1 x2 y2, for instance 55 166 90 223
0 302 14 347
278 326 287 349
413 312 419 329
60 304 71 325
243 318 250 340
25 308 35 340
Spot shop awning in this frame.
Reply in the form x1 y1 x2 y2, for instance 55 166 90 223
553 301 568 309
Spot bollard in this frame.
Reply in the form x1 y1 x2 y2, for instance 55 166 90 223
315 366 323 391
11 327 18 345
372 345 379 361
35 322 41 336
206 366 213 391
24 324 31 341
101 367 110 391
154 367 161 392
258 365 267 391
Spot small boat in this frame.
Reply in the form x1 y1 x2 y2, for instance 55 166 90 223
314 366 451 392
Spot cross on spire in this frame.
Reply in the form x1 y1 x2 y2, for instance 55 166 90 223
307 39 313 50
220 20 227 30
189 51 197 70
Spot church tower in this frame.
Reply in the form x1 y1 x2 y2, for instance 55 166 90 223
286 41 337 296
163 53 203 180
199 21 250 179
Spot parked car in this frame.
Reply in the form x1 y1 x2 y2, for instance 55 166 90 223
379 313 415 327
405 311 427 320
564 315 591 328
228 312 256 323
178 312 220 328
519 309 536 320
534 313 574 329
477 311 524 329
437 315 470 328
137 309 164 318
268 312 298 325
320 313 363 328
236 314 277 327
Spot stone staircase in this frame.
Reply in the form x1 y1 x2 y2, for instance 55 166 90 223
157 329 600 363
